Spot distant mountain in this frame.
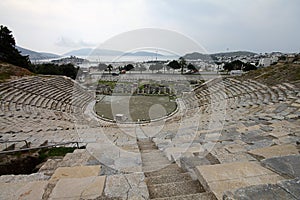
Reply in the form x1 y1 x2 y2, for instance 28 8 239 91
183 52 213 61
63 48 163 57
124 51 163 57
183 51 257 60
212 51 257 57
16 46 60 60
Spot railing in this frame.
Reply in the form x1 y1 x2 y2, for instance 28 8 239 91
0 139 30 149
0 141 82 155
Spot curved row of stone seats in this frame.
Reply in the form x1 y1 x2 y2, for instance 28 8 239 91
0 76 94 114
138 77 300 199
0 75 96 151
189 78 298 111
159 77 300 158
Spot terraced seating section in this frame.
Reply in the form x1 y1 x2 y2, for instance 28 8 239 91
0 75 95 151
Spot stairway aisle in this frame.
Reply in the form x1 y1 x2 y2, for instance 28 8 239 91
137 138 216 200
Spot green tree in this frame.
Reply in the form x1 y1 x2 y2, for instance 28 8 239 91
243 63 257 71
187 63 197 71
149 63 163 73
98 63 107 71
223 60 257 72
124 64 134 71
223 60 244 71
107 64 113 74
135 64 147 74
167 60 181 73
0 25 32 70
34 63 78 79
179 57 187 74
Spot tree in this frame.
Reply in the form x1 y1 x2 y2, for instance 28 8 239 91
107 64 113 74
124 64 134 71
0 25 32 70
223 60 257 72
149 64 156 73
167 60 181 73
187 63 197 71
243 63 257 71
98 63 107 71
135 64 147 74
34 63 79 79
179 57 187 74
223 60 244 71
149 63 163 73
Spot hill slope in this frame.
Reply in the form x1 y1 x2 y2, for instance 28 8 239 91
183 51 256 60
0 62 33 82
17 46 60 60
236 62 300 86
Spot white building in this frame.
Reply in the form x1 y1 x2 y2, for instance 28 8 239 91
258 56 278 67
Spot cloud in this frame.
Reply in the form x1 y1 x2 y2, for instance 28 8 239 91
0 0 299 53
55 37 95 48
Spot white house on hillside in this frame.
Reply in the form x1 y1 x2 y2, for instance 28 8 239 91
258 56 278 67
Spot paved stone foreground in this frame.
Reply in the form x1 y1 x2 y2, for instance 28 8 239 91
50 165 101 182
0 181 48 200
195 161 284 200
224 177 300 200
248 144 299 160
49 176 106 199
261 155 300 178
104 172 149 199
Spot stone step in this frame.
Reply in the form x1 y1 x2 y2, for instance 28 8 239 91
139 143 157 148
143 164 174 173
148 180 205 199
49 176 106 199
50 165 101 182
0 180 48 200
141 155 169 163
141 151 165 158
151 192 217 200
142 159 171 167
146 172 192 185
144 164 185 177
140 146 158 151
195 161 284 200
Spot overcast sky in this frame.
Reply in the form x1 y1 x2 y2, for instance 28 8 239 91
1 0 299 55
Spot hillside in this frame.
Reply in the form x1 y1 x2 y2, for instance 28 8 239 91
236 62 300 86
0 62 33 81
183 51 256 60
17 46 60 60
64 48 164 57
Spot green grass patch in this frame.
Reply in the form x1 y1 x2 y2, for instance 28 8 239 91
0 72 11 82
98 80 117 89
38 147 76 160
95 95 177 122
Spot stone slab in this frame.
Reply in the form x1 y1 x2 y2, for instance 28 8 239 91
50 165 101 181
50 176 106 199
165 146 205 161
149 192 217 200
196 161 284 200
148 180 203 198
0 181 47 200
224 143 247 153
104 172 149 199
211 148 257 164
237 125 260 133
261 155 300 178
223 183 297 200
248 144 299 160
269 131 290 138
278 177 300 199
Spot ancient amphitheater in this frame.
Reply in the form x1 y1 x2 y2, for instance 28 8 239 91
0 72 299 199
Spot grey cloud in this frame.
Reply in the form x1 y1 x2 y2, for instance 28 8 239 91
55 37 95 48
